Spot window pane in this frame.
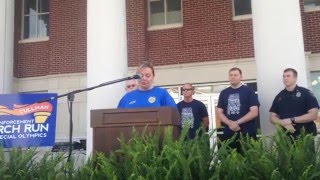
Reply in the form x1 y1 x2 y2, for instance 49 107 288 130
234 0 252 16
167 0 181 24
167 0 181 11
305 0 320 6
39 0 49 13
24 15 37 39
24 0 37 15
150 0 165 26
38 14 49 37
311 72 320 105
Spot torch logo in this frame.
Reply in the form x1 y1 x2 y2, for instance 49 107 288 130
0 102 53 124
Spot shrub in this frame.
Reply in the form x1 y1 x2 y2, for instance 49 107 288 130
1 126 320 179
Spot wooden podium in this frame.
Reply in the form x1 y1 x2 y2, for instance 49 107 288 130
91 107 181 154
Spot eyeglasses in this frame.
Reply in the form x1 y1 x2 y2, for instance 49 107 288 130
182 88 193 92
126 84 136 88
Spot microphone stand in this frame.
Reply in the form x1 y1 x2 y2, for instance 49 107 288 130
39 75 138 162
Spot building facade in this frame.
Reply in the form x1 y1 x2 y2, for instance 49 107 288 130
1 0 319 148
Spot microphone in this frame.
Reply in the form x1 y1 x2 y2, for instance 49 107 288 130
131 74 141 79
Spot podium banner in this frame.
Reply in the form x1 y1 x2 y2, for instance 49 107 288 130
0 93 57 148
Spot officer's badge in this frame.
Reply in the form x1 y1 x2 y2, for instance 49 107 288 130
148 96 156 103
296 92 301 97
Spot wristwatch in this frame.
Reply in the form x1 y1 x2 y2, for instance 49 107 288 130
290 117 295 123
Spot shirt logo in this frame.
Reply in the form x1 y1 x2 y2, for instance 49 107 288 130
296 92 301 97
129 100 136 105
181 107 194 128
148 96 156 104
227 93 241 115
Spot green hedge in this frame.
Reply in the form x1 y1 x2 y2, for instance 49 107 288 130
1 127 320 179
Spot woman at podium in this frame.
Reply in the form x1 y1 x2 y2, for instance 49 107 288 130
118 62 177 108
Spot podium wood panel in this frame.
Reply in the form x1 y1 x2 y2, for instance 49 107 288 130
91 107 180 154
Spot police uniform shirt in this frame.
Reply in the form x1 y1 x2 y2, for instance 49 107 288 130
270 85 319 134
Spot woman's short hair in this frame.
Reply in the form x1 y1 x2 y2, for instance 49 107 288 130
137 61 155 76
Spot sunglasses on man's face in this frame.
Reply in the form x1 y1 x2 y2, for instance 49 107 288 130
126 84 136 88
182 88 193 92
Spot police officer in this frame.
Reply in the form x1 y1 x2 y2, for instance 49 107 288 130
269 68 319 138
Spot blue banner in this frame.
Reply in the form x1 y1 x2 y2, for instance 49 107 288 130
0 93 57 148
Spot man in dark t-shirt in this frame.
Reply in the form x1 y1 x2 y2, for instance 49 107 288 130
217 67 260 152
177 83 209 139
270 68 319 139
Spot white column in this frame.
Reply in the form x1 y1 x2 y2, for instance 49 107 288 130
87 0 128 156
0 0 14 93
252 0 307 136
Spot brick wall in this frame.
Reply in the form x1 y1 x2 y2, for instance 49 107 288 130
301 0 320 53
14 0 87 78
303 11 320 53
126 0 148 66
14 0 320 77
127 0 254 67
127 0 320 67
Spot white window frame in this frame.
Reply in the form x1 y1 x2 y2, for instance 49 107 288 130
232 0 252 21
310 71 320 103
20 0 49 43
147 0 183 31
304 0 320 12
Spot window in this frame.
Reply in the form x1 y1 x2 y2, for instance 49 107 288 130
311 71 320 105
304 0 320 11
148 0 182 29
311 71 320 133
22 0 49 40
305 0 320 7
233 0 252 16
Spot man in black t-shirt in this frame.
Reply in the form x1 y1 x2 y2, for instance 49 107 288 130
177 83 209 139
217 67 260 152
270 68 319 139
